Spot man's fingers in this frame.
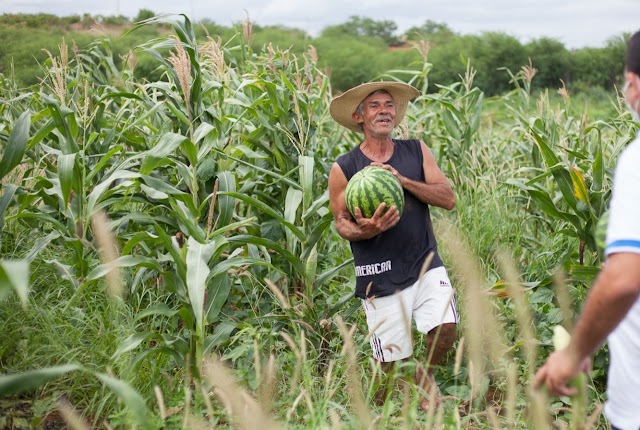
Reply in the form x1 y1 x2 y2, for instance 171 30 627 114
353 207 363 223
580 357 591 373
372 202 387 218
532 365 576 397
550 383 578 397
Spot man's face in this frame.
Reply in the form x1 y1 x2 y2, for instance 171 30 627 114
352 92 396 136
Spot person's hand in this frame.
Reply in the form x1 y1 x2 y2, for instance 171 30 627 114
370 162 403 185
533 349 590 396
352 202 400 236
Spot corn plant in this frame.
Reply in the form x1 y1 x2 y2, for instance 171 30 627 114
504 68 635 275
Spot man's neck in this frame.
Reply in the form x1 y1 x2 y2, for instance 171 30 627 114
360 135 395 162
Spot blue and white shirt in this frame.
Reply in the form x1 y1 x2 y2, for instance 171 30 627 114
604 130 640 430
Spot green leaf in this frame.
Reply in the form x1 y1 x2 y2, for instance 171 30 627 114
152 225 186 280
301 214 333 260
206 273 231 323
221 192 305 241
203 322 236 355
135 303 180 321
0 260 29 307
25 232 60 264
58 153 77 210
140 133 189 175
568 264 601 283
186 237 216 336
212 149 301 190
208 257 274 279
193 122 215 144
299 155 315 209
529 128 578 211
86 170 141 217
182 138 198 168
95 373 149 425
0 110 30 180
216 172 236 228
228 235 304 275
168 197 205 242
47 101 79 153
0 365 81 396
317 258 354 288
302 191 329 220
86 256 162 282
86 145 124 184
440 108 462 141
0 184 18 231
112 332 159 358
592 143 604 193
528 287 554 305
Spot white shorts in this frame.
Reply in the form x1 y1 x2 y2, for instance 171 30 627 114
361 266 458 362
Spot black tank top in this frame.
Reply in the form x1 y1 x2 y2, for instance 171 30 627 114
336 138 444 299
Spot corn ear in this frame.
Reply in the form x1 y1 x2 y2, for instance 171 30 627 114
552 325 587 429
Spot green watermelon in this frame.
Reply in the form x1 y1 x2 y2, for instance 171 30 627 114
595 210 609 257
345 166 404 219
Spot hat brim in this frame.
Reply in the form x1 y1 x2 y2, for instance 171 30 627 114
329 81 420 133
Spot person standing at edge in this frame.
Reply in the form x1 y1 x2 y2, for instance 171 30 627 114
534 30 640 430
327 81 458 410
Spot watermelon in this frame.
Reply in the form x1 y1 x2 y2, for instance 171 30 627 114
595 210 609 257
345 166 404 219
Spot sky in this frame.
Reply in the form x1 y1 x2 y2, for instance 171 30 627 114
2 0 639 49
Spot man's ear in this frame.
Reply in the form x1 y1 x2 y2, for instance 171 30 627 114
352 111 363 125
625 71 640 102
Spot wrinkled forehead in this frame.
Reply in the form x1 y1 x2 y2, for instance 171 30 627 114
362 89 394 104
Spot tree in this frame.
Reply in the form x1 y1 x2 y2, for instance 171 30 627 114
135 9 155 23
314 34 387 92
470 32 528 95
320 16 400 46
525 37 570 90
404 20 455 44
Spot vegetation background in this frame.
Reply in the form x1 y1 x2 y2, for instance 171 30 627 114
0 10 636 430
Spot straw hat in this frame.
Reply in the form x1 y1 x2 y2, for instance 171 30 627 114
329 81 420 132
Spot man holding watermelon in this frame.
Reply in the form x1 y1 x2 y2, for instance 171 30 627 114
328 81 458 410
534 30 640 430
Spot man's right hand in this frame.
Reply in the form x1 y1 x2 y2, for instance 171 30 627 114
351 202 400 238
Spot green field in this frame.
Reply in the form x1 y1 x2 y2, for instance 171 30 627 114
0 14 637 430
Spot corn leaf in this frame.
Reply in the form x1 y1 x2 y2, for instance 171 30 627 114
58 153 77 211
0 365 81 396
0 184 18 231
95 373 149 425
0 260 29 307
186 236 216 337
0 110 30 180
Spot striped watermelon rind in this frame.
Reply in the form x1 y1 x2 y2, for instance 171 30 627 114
595 210 608 258
345 166 404 219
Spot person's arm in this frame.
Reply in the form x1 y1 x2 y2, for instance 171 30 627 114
328 162 400 242
533 252 640 396
372 141 455 210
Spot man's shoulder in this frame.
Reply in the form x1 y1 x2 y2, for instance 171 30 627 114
336 145 361 163
393 138 424 155
393 138 422 145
